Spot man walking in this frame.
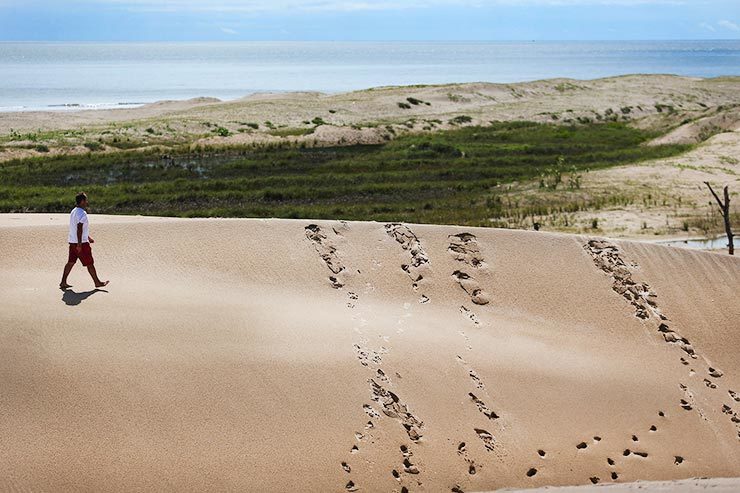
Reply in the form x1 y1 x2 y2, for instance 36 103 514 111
60 192 109 290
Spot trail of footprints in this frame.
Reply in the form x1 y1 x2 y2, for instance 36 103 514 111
525 412 682 486
307 225 738 491
584 239 740 440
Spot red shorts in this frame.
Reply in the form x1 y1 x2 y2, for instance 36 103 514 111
68 243 94 266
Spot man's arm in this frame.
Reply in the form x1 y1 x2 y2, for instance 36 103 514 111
76 222 83 253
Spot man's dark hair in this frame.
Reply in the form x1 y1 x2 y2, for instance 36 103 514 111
75 192 88 205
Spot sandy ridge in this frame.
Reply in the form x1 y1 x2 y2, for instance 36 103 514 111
0 214 738 491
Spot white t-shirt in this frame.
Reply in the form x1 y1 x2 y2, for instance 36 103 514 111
68 207 90 243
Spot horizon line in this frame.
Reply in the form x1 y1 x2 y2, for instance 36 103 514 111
2 38 739 43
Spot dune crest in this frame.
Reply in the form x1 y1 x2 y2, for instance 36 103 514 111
0 214 738 491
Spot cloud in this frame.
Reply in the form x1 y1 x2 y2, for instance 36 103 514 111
220 26 238 34
699 22 716 32
718 19 739 31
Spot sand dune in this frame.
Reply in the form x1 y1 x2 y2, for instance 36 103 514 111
0 214 738 492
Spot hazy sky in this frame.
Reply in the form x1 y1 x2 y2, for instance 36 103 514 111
1 0 738 41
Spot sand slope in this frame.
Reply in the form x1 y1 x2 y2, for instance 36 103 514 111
0 214 738 492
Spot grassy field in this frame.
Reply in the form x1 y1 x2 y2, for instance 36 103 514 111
0 121 690 227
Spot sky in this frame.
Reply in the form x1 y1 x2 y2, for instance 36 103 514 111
0 0 738 41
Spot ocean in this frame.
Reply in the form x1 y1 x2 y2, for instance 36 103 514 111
1 40 739 112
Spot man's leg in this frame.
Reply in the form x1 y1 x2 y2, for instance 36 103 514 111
86 264 109 288
60 262 75 289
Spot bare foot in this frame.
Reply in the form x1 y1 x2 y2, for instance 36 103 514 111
59 283 72 290
95 280 110 288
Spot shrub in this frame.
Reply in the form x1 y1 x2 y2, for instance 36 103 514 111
654 103 676 114
540 156 566 190
413 142 463 158
311 117 326 126
449 115 473 125
83 142 103 151
407 97 429 106
397 102 412 110
34 144 50 153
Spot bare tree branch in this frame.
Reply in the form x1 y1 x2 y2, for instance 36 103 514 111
703 181 726 217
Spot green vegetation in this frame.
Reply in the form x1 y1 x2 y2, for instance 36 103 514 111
654 103 676 114
554 82 582 93
397 102 412 110
83 142 103 151
406 97 430 106
449 115 473 125
267 127 316 138
0 122 689 226
447 93 469 103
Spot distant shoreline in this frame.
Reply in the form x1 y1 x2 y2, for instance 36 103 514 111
3 73 740 116
2 40 738 112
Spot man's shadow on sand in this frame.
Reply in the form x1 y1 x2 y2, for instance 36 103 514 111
61 288 107 306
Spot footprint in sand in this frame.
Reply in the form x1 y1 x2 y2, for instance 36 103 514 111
468 369 485 390
457 441 479 476
354 343 386 367
369 379 424 442
347 291 358 308
305 224 348 289
385 224 430 294
459 305 480 325
452 271 490 305
708 367 723 378
474 428 496 452
448 233 490 305
469 392 499 420
448 233 485 268
363 404 380 418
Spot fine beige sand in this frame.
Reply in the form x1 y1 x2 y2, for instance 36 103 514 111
498 476 740 492
1 214 738 492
